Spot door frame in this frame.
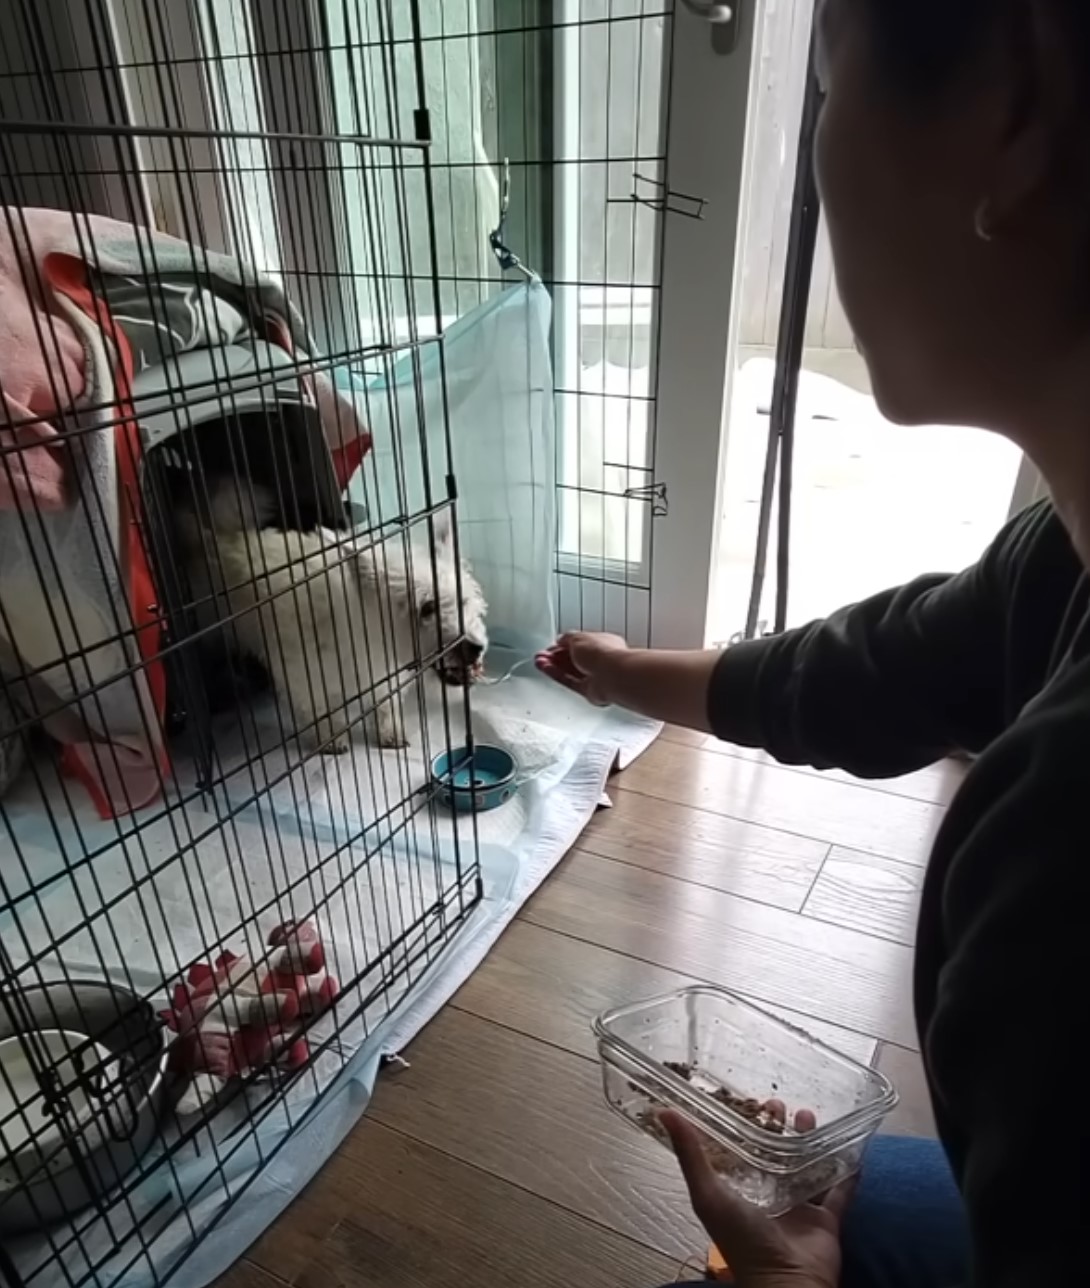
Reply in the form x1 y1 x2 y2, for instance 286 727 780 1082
647 0 765 648
1009 455 1049 516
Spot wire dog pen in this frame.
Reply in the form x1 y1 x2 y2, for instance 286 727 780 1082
0 0 485 1283
0 1 681 1284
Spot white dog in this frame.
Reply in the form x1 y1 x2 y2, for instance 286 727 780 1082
178 480 488 751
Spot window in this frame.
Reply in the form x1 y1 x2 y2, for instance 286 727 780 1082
553 3 667 574
120 1 672 584
195 0 282 279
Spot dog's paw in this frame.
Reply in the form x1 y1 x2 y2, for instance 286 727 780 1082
371 711 409 749
305 718 351 755
377 726 410 750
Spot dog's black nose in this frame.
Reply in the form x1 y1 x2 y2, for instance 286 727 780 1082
460 639 485 663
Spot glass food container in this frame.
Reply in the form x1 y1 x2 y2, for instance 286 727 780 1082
594 986 898 1214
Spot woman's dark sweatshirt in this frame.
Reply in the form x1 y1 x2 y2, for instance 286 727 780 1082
707 499 1084 1288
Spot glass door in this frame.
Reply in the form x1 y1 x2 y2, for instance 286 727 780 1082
709 0 1025 645
553 0 765 647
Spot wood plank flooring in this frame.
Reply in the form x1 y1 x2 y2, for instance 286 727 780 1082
218 732 949 1288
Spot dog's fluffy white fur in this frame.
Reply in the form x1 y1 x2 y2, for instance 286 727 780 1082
178 481 488 750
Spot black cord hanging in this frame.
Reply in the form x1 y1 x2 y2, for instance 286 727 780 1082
489 157 536 280
744 26 824 639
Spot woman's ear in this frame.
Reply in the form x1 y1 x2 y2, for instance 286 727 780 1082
986 2 1084 234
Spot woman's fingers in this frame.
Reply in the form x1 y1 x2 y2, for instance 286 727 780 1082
794 1107 817 1132
660 1110 721 1214
663 1104 855 1284
660 1111 756 1238
814 1175 858 1220
759 1100 815 1132
660 1109 792 1283
534 650 585 690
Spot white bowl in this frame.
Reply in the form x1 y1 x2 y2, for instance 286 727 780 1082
0 1029 119 1163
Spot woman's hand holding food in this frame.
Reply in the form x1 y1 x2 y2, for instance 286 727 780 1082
534 632 630 706
535 631 721 731
662 1107 854 1288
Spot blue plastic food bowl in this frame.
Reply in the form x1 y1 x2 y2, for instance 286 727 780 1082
431 743 517 813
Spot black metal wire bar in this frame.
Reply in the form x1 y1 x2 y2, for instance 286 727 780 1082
0 0 483 1279
744 24 823 640
0 117 427 152
0 1 680 1279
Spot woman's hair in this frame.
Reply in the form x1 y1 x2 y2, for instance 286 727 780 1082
860 1 1090 97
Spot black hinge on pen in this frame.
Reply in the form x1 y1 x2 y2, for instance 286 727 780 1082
616 173 705 220
623 483 668 517
414 108 431 143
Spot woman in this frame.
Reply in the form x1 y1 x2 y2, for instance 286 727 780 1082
538 2 1086 1286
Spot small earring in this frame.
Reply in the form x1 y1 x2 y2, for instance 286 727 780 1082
974 199 995 243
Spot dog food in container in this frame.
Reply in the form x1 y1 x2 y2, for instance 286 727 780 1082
594 986 897 1215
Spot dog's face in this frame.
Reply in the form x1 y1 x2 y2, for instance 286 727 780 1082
402 512 489 686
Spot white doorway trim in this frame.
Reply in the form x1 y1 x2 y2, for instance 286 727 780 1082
648 1 764 647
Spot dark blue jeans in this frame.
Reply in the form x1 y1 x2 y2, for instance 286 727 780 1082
670 1135 968 1288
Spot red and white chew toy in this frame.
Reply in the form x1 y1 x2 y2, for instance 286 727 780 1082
161 920 339 1115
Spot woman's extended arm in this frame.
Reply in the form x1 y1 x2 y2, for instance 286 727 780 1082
538 503 1070 777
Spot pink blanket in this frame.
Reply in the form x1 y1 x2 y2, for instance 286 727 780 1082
0 212 86 508
0 205 371 817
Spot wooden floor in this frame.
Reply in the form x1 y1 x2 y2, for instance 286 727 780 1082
218 731 962 1288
